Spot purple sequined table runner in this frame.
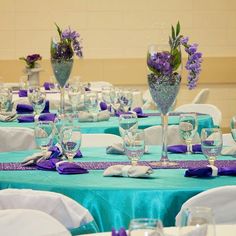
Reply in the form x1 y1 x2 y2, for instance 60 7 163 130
0 160 236 171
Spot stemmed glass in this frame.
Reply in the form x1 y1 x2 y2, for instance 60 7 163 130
102 87 115 113
34 121 54 152
28 87 46 115
179 113 198 154
129 218 164 236
230 116 236 142
59 126 82 162
118 90 133 112
84 91 98 113
67 84 82 114
123 129 145 166
179 207 216 236
0 87 13 112
118 112 138 138
201 128 223 166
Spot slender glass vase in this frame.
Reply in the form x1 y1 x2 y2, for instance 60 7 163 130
147 44 181 166
51 59 73 115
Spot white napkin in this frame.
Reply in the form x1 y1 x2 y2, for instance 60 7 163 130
103 165 153 178
0 112 17 122
21 151 52 166
221 145 236 157
106 143 148 155
78 110 110 122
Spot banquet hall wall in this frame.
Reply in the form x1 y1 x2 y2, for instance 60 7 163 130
0 0 235 131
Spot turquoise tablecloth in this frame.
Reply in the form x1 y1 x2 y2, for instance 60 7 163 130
0 112 213 135
0 146 235 232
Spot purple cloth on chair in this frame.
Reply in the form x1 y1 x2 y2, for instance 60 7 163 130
18 89 28 97
43 82 54 90
56 162 88 175
167 144 202 153
17 113 57 123
16 100 50 114
185 166 236 178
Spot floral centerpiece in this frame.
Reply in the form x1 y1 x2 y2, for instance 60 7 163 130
19 54 42 87
50 24 82 115
147 22 203 165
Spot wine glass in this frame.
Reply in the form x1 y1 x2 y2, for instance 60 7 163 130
59 126 82 162
84 91 98 113
118 112 138 138
0 87 13 112
129 218 164 236
118 90 133 112
179 207 216 236
34 121 54 152
179 113 198 154
67 84 82 114
123 129 145 166
201 128 223 166
230 115 236 142
28 87 46 115
102 87 115 113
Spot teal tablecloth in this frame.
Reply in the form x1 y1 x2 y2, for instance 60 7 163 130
0 146 235 232
0 112 213 135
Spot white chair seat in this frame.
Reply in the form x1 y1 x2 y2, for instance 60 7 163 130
175 186 236 226
0 209 70 236
191 88 210 104
81 134 122 147
223 133 235 146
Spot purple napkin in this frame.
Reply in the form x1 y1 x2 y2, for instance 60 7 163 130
112 227 127 236
18 89 28 97
100 101 108 111
17 113 57 123
16 100 50 114
115 107 148 118
36 158 60 171
43 82 54 90
56 161 88 175
185 166 236 178
167 144 202 153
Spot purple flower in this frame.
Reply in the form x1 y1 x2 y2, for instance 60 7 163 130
62 27 79 41
19 54 42 68
180 37 189 44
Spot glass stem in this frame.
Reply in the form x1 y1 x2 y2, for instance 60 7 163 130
60 87 65 115
186 140 192 154
160 114 169 164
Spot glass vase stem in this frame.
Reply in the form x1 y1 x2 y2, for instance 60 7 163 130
160 114 169 164
60 87 65 115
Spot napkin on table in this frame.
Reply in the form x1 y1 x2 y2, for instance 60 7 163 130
43 82 54 90
78 110 110 122
112 227 127 236
55 161 88 175
18 89 27 97
103 165 153 178
221 146 236 157
167 144 202 153
16 100 50 114
185 165 236 178
106 143 148 155
0 112 17 122
17 113 57 123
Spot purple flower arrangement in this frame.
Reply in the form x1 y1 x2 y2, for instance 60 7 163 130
147 22 202 89
51 24 83 60
19 54 42 69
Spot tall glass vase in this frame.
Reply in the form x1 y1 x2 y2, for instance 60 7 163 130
147 44 181 166
51 58 73 115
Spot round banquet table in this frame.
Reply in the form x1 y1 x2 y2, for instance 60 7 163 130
0 146 235 232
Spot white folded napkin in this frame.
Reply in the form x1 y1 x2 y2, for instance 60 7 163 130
78 110 110 122
0 112 17 122
103 165 153 178
21 151 52 166
106 143 148 155
221 145 236 157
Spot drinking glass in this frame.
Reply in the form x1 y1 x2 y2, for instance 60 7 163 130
59 126 82 162
84 91 98 113
118 90 133 112
179 113 198 154
34 121 54 152
67 84 82 114
230 115 236 142
102 87 115 113
28 87 46 115
0 87 13 112
201 128 223 166
179 207 216 236
118 112 138 137
123 129 145 166
129 218 164 236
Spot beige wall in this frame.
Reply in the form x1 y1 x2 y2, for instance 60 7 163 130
0 0 236 131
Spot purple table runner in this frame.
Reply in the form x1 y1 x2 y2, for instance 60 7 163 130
143 112 206 117
1 160 236 171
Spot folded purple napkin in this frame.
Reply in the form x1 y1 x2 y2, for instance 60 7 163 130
185 166 236 178
48 145 82 159
43 82 54 90
167 144 202 153
115 107 148 118
16 100 50 114
18 89 28 97
56 161 88 175
112 227 127 236
17 113 57 123
100 101 108 111
36 158 60 171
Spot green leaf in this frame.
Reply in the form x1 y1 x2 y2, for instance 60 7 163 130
171 48 182 71
176 21 180 36
171 25 175 40
54 23 62 40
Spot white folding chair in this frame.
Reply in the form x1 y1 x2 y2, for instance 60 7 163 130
0 209 70 236
191 88 210 104
0 127 36 152
144 125 200 145
223 133 235 146
174 104 222 126
0 189 99 234
81 134 122 148
175 186 236 225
